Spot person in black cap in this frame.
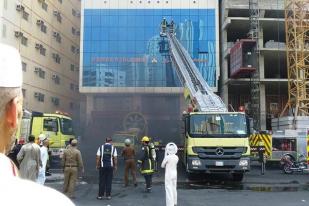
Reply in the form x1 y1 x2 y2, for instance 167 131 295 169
96 137 118 200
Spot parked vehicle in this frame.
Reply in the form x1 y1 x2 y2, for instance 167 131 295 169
280 154 308 174
17 109 75 157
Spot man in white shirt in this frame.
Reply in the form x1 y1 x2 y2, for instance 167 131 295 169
96 137 118 200
0 43 74 205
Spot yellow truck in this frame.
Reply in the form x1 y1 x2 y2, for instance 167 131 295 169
160 21 250 181
17 109 75 156
250 130 309 163
182 112 251 181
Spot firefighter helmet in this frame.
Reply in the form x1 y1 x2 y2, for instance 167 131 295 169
141 136 150 142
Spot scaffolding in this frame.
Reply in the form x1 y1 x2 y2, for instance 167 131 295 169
281 0 309 117
248 0 261 130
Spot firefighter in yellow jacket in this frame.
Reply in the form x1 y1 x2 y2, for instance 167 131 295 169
137 136 156 193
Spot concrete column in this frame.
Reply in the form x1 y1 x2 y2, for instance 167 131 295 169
260 84 267 130
86 95 94 125
259 54 265 79
258 24 265 129
221 59 229 105
220 29 229 105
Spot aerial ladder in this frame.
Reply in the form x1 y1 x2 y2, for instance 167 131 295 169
160 20 251 181
163 25 227 113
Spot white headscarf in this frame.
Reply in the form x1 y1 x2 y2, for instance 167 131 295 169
165 142 178 156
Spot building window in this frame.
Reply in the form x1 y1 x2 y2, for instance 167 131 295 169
35 44 46 56
42 2 48 11
34 67 45 79
22 11 29 21
71 45 76 53
71 27 76 35
41 24 47 33
37 20 47 33
52 74 60 84
22 62 27 71
53 11 62 23
39 70 45 78
22 88 26 98
21 36 28 46
52 53 61 64
53 31 61 43
70 83 74 90
70 64 75 71
40 47 46 56
51 97 60 106
2 24 6 38
34 92 44 102
72 9 76 16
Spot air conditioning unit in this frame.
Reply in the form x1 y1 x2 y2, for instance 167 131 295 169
53 31 59 37
34 92 40 97
14 31 23 37
16 4 24 11
36 20 44 25
52 74 58 79
34 67 40 73
35 43 41 49
53 10 60 16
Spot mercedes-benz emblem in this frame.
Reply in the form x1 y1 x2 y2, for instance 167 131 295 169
216 147 224 156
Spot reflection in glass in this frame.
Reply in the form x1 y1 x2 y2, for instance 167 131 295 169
82 9 217 88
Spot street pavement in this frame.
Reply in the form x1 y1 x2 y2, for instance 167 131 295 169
46 163 309 206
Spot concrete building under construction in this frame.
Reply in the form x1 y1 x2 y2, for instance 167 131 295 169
220 0 289 130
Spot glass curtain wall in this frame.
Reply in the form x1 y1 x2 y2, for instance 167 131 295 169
82 9 216 87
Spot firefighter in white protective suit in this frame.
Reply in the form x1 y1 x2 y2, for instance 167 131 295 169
161 142 179 206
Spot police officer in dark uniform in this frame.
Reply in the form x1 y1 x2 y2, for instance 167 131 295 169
96 137 118 200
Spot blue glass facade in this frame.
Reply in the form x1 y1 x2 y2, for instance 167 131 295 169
82 9 217 88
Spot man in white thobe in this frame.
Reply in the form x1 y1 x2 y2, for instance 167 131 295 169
37 135 49 184
0 43 74 205
161 142 179 206
17 134 41 181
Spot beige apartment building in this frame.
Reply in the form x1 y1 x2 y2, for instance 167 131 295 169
0 0 81 122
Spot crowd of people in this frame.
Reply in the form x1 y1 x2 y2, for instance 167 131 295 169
0 43 179 206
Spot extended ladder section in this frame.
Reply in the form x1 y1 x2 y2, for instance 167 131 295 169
165 31 227 112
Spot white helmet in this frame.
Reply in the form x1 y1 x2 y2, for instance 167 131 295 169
124 139 131 146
